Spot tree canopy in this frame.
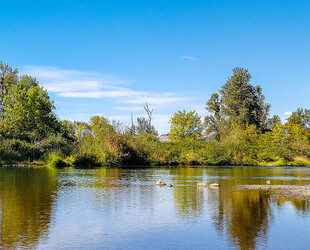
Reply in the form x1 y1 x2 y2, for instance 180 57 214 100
0 61 19 118
205 67 271 139
287 108 310 129
169 110 203 142
3 75 59 142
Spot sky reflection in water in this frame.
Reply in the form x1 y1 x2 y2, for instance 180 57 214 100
0 166 310 249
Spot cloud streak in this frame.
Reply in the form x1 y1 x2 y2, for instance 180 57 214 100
21 65 194 112
58 89 148 98
21 66 129 92
181 56 198 61
122 96 191 105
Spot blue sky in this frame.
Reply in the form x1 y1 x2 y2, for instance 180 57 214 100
1 0 310 134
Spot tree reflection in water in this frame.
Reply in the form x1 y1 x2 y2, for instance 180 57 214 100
171 166 310 249
0 166 309 249
0 167 58 249
171 167 206 219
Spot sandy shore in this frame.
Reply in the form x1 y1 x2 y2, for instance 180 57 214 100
234 184 310 200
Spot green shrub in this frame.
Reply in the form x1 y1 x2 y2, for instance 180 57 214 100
292 156 310 166
46 153 70 168
72 154 100 168
107 134 148 165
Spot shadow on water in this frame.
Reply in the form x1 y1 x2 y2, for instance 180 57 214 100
0 167 59 249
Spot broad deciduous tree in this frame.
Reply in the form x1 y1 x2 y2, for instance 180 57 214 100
169 110 203 142
3 75 58 142
90 115 115 139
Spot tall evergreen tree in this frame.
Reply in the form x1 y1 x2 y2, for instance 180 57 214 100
205 67 271 136
0 61 18 118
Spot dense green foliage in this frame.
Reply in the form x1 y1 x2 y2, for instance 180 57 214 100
4 76 58 141
0 63 76 163
169 110 203 142
0 62 309 167
0 61 19 119
205 67 271 141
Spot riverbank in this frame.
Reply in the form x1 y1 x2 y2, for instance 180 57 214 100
2 157 310 168
235 184 310 200
2 162 310 168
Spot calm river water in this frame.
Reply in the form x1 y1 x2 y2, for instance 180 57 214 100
0 166 310 249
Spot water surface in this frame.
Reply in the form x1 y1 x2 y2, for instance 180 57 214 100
0 166 310 249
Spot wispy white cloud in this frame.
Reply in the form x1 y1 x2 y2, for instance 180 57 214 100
284 111 292 116
21 66 129 92
58 89 148 98
22 66 99 82
181 56 198 61
123 96 191 105
21 65 204 134
21 66 193 106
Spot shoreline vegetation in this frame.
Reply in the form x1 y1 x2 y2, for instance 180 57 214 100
0 62 309 168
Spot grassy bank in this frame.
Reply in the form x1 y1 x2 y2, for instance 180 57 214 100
43 136 310 168
1 123 310 168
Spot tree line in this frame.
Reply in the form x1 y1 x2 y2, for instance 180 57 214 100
0 61 309 167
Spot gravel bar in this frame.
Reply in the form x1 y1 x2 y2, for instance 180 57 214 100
234 185 310 200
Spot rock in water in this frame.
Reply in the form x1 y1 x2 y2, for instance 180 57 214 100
209 183 220 188
167 184 173 187
156 180 166 186
197 182 208 187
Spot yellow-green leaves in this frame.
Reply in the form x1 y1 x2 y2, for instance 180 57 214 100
169 110 203 142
